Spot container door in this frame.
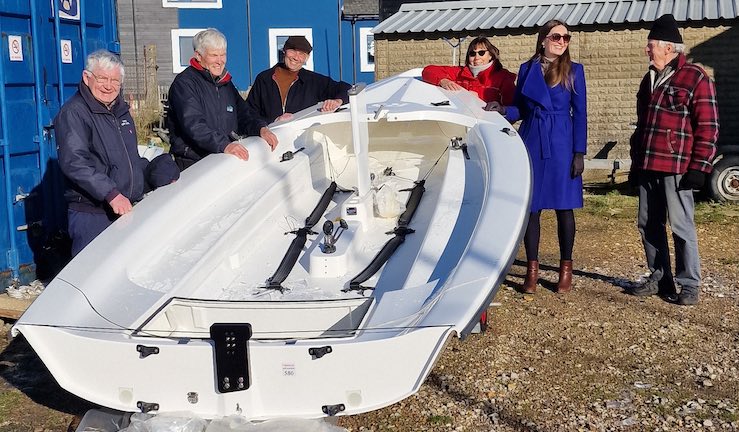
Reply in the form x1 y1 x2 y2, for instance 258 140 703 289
0 0 118 282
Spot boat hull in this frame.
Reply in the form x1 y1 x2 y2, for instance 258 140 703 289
13 71 532 419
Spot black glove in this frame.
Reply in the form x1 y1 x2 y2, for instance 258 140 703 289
628 169 640 188
484 101 506 114
678 170 706 190
570 153 584 178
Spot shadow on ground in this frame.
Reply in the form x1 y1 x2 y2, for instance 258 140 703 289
0 335 94 416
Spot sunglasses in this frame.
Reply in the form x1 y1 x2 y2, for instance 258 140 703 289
546 33 572 43
468 49 488 57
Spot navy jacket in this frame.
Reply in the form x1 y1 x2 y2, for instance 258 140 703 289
246 64 351 124
168 59 267 162
55 82 146 213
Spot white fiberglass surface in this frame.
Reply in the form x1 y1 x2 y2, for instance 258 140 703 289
188 120 467 303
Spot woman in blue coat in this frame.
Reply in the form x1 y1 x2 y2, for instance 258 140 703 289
496 20 587 294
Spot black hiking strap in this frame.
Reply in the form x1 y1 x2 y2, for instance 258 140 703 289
266 182 338 291
345 180 426 293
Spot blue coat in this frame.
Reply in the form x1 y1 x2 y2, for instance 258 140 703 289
506 59 587 211
56 82 147 213
167 61 267 162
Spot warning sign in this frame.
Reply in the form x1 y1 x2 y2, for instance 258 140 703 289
61 39 73 64
51 0 80 21
9 35 23 62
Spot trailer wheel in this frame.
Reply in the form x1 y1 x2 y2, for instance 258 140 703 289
708 155 739 203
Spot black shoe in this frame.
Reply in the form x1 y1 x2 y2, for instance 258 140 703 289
677 289 700 305
658 278 678 301
629 279 659 297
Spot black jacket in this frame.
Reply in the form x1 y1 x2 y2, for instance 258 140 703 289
55 82 146 213
168 60 267 162
245 64 351 124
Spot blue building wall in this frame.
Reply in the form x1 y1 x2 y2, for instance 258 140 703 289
176 1 376 91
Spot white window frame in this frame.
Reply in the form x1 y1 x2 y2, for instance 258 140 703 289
162 0 222 8
359 27 375 73
268 28 314 71
171 28 204 73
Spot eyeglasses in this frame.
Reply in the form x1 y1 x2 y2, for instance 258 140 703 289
468 49 489 57
87 71 122 87
546 33 572 43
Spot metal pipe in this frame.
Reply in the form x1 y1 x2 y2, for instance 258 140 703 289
348 83 370 197
247 0 253 84
79 0 88 60
351 18 356 84
130 0 141 99
29 0 47 178
337 0 342 82
52 0 65 104
0 19 20 280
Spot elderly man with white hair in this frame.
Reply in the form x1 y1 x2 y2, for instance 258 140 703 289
628 14 719 305
55 49 149 256
168 28 278 170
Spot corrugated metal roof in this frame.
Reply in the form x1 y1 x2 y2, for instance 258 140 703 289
373 0 739 34
343 0 379 16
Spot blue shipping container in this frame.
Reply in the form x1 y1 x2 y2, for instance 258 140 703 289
0 0 119 284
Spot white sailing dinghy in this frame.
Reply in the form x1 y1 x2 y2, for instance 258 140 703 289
12 70 531 420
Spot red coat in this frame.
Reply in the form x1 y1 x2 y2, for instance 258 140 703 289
630 54 719 174
422 62 516 105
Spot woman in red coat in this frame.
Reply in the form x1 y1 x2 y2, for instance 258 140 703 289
422 36 516 105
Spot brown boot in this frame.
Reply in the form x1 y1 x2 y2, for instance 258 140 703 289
557 260 573 293
522 260 539 294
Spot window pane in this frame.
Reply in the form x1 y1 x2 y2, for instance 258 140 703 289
179 36 193 67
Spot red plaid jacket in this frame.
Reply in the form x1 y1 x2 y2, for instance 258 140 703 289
630 54 719 174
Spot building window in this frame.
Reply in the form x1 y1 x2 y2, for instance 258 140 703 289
359 28 375 73
268 28 314 71
171 29 204 73
162 0 222 8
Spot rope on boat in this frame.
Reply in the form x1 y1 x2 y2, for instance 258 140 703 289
265 181 338 291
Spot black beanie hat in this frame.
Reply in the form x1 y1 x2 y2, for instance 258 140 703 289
283 36 312 54
648 14 683 43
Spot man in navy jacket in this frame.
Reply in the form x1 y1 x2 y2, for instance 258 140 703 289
168 28 278 170
55 50 148 256
246 36 351 124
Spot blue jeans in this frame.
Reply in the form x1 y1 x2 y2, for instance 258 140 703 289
68 209 114 256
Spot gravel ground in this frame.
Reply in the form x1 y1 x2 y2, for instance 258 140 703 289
338 195 739 432
0 193 737 432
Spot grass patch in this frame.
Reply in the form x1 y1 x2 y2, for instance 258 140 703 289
583 191 637 219
0 390 25 418
694 202 739 224
719 410 739 423
583 191 739 224
427 415 453 425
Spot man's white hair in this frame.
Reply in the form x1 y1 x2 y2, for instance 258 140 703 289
85 49 125 77
193 28 227 54
657 40 686 53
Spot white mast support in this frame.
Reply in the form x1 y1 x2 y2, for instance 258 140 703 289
349 83 371 197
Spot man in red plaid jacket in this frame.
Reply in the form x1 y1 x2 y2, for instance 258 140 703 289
628 14 719 306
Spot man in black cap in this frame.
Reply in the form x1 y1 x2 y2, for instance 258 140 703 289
246 35 351 124
628 14 719 305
